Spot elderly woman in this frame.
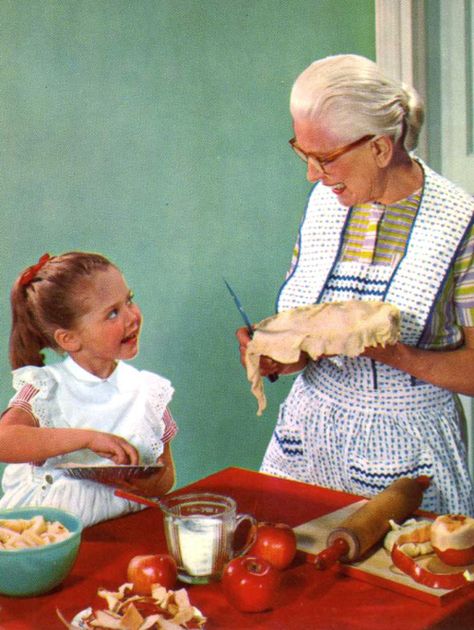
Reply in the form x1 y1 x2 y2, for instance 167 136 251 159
237 54 474 515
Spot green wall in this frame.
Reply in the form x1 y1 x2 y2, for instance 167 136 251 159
0 0 375 489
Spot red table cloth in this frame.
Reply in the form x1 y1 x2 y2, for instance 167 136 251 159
0 467 473 629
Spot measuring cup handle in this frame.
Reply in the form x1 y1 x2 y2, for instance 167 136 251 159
233 513 257 558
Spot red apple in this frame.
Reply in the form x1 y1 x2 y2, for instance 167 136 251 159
222 555 280 612
249 522 297 570
127 553 177 594
431 514 474 566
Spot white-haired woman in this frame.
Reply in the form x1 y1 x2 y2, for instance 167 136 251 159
237 54 474 515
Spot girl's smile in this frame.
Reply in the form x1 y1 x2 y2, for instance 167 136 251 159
58 266 143 378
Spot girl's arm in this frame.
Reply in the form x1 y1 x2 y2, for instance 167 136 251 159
155 442 176 493
115 407 177 497
363 326 474 395
116 442 176 498
0 407 139 464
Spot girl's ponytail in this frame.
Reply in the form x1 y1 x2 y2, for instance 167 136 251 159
9 279 49 369
8 251 113 370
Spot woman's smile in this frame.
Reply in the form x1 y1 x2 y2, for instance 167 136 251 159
330 182 346 195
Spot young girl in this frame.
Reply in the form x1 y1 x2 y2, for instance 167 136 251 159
0 252 177 526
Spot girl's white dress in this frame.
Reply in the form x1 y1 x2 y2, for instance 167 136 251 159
0 356 175 526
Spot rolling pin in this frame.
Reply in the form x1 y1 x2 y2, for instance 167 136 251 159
308 476 430 569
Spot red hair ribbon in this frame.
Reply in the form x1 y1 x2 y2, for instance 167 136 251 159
19 253 52 286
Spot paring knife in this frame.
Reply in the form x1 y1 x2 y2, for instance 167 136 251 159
223 278 278 383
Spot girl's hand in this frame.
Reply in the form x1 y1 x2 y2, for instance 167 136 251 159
86 431 139 465
115 444 176 497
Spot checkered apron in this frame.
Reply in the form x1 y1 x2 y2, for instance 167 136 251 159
261 162 474 515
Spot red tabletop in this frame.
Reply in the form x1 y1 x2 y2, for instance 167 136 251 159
1 467 473 629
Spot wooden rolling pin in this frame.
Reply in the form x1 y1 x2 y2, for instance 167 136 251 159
308 476 430 569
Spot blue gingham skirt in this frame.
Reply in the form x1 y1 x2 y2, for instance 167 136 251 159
261 357 474 515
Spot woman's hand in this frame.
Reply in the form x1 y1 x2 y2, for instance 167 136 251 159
236 326 253 368
362 326 474 396
85 431 139 465
235 326 309 377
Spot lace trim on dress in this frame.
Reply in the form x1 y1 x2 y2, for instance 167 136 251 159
138 372 175 460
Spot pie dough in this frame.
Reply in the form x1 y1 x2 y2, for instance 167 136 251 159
245 300 400 415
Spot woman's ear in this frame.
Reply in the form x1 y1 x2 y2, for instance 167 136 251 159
54 328 81 353
371 135 393 167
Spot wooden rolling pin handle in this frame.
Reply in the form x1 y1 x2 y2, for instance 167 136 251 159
307 537 349 570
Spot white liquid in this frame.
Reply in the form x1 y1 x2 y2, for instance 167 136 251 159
173 517 228 576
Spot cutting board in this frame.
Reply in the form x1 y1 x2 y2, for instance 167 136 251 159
294 501 474 606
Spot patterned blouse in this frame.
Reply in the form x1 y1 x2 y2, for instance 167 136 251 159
288 190 474 348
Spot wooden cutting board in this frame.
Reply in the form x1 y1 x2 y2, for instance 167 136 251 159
294 501 474 606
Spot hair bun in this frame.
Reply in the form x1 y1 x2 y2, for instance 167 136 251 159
401 83 424 151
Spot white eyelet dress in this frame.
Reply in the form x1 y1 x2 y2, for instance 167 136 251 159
0 357 175 527
260 160 474 516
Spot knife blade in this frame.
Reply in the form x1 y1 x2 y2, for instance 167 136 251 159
223 278 278 382
223 278 253 335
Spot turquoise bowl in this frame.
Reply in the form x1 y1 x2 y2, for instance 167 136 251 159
0 506 83 597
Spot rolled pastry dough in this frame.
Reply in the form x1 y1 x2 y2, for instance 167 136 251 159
245 300 400 415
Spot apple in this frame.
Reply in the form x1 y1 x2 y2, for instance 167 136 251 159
433 546 474 566
431 514 474 566
126 553 177 594
249 522 297 570
222 555 280 612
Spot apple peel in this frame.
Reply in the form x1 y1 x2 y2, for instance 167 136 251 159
384 519 433 557
58 582 206 629
391 543 474 590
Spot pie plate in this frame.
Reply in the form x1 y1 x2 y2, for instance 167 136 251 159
55 463 163 486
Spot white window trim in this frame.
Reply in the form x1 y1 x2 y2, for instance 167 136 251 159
375 0 427 159
438 1 473 189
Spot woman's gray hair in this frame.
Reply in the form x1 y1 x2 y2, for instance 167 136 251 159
290 54 424 151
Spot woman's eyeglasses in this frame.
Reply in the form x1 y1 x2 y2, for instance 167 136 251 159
289 134 375 173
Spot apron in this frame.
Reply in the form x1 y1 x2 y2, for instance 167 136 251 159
261 161 474 515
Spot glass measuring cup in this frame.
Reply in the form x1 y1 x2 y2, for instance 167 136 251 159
161 492 256 584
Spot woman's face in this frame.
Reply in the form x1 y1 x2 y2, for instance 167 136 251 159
292 116 386 207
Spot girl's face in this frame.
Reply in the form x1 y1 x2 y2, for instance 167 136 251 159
64 266 142 378
292 116 387 207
